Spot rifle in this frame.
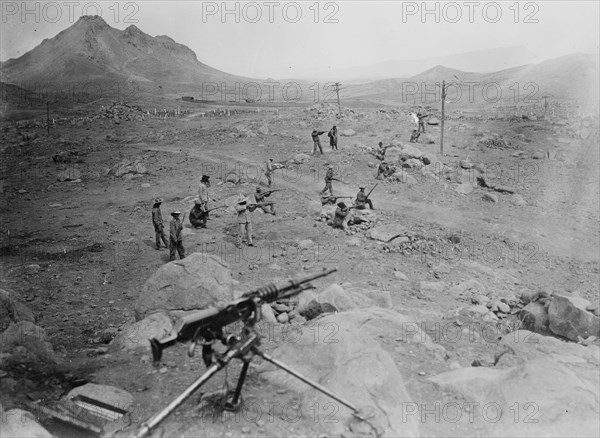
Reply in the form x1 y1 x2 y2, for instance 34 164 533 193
263 189 285 195
365 183 378 199
331 178 348 184
134 268 387 438
321 195 352 205
205 204 227 213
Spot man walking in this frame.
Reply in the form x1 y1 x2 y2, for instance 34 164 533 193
320 164 335 196
169 211 185 261
152 198 169 250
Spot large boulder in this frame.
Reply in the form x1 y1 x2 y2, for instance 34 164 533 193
340 129 356 137
428 357 599 437
384 146 402 163
399 144 423 160
134 253 234 320
0 289 35 332
57 168 82 182
548 294 600 341
291 153 311 164
350 209 377 224
110 312 174 351
0 408 53 437
367 223 408 242
258 310 421 437
0 321 57 364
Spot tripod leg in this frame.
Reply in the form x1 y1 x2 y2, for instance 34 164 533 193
223 360 250 411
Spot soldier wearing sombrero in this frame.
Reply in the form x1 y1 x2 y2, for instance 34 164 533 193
355 186 374 210
235 194 254 248
151 197 169 250
169 211 185 261
189 199 206 228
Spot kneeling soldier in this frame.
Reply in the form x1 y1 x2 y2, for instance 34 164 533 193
355 186 374 210
254 187 276 215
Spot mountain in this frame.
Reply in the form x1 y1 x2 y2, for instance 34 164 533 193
342 53 599 108
0 15 249 93
307 46 541 81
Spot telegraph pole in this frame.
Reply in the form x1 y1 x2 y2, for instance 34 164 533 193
332 82 342 116
46 101 50 136
440 80 446 156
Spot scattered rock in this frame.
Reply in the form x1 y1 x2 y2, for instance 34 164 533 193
393 271 409 281
0 321 56 363
455 181 474 195
340 129 356 137
0 289 35 332
482 193 498 203
276 312 289 324
57 168 82 182
400 145 423 160
367 224 408 242
510 194 527 206
261 304 278 324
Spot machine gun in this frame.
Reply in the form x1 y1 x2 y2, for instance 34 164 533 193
136 268 380 438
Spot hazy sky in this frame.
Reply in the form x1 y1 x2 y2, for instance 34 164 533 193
1 1 598 78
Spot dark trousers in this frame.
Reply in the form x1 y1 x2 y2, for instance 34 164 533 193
313 140 323 154
170 239 185 260
154 226 168 248
356 199 374 210
320 180 333 196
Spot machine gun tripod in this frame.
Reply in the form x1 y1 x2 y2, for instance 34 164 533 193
135 269 381 438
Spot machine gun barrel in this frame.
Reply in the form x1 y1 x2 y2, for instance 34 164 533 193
150 268 337 364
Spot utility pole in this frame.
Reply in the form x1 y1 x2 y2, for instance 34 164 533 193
46 101 50 136
332 82 342 116
440 80 446 156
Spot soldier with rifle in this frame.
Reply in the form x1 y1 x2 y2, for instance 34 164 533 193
189 200 227 228
329 202 354 230
311 129 326 155
254 187 283 215
416 112 428 133
235 195 253 248
264 158 283 187
320 164 346 196
355 184 376 210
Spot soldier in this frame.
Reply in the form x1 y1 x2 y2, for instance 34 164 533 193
410 129 421 143
189 199 207 228
320 164 335 196
235 195 254 248
355 186 374 210
311 129 326 155
328 125 338 150
265 158 275 187
169 211 185 261
376 162 396 180
254 187 276 215
329 202 351 230
198 175 210 208
152 198 169 250
416 112 428 133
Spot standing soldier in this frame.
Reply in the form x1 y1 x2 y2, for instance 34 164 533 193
235 195 254 248
355 186 374 210
198 175 210 208
254 187 276 215
416 112 428 133
169 211 185 261
152 198 169 250
265 158 275 187
328 125 338 150
311 129 326 155
320 164 335 196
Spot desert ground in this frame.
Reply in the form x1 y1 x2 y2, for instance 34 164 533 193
0 91 599 437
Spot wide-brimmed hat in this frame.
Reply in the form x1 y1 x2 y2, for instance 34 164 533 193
338 202 347 209
359 186 365 189
171 211 181 216
201 175 210 182
256 187 262 192
269 158 273 161
194 199 202 205
328 164 334 168
153 197 162 204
